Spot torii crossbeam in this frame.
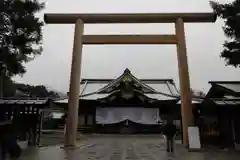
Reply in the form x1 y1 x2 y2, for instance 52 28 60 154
44 12 216 148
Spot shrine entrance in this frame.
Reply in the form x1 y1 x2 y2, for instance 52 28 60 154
44 12 216 148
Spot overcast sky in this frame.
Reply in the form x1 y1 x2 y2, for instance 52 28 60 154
13 0 240 93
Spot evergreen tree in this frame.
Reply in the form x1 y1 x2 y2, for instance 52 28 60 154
0 0 44 96
14 83 60 98
210 0 240 67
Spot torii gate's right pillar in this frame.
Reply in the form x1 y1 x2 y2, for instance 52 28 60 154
175 18 193 147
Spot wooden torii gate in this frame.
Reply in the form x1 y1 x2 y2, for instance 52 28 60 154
44 12 216 148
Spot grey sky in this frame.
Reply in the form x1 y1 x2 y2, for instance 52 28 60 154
13 0 240 93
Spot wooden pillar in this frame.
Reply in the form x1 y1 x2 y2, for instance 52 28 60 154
32 106 37 145
175 18 193 148
37 110 43 145
65 18 84 147
85 114 88 126
180 115 184 144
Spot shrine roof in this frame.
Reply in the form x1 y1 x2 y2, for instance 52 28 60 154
209 81 240 94
205 81 240 99
0 99 49 105
81 69 178 94
203 81 240 105
54 68 180 103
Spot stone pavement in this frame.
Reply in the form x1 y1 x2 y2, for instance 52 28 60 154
19 135 240 160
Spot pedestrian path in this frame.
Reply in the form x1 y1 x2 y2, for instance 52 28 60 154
19 135 240 160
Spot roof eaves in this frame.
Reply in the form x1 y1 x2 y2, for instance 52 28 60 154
141 79 174 82
129 73 157 93
166 81 180 96
215 84 238 94
80 80 88 96
0 99 49 105
80 79 114 84
81 78 174 84
209 81 240 85
97 73 125 93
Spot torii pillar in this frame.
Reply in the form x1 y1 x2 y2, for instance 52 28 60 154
64 19 84 147
44 12 216 148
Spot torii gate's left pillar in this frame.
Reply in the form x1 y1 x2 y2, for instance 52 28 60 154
65 19 84 147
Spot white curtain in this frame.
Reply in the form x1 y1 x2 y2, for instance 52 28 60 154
96 107 161 125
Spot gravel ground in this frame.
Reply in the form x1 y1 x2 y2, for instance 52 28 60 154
19 135 240 160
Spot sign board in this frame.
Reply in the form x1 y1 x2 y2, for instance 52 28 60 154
188 126 201 149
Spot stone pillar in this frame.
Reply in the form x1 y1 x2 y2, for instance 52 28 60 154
175 18 193 148
65 19 84 147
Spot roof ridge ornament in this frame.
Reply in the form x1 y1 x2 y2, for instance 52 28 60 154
124 68 131 73
122 74 132 83
123 68 132 82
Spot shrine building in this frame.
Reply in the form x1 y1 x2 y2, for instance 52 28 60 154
54 68 183 134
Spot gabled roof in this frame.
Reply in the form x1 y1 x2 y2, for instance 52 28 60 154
78 69 179 100
203 81 240 105
54 69 180 103
209 81 240 94
97 68 156 93
207 81 240 98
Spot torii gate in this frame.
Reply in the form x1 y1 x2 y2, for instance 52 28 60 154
44 12 216 148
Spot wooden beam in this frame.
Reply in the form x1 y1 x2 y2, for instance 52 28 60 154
44 13 217 24
82 35 177 44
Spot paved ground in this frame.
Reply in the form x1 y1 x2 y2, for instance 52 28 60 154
19 135 240 160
